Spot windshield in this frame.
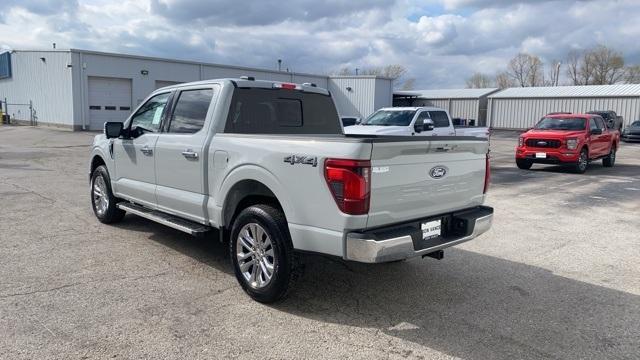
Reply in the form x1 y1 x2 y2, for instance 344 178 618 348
534 117 586 130
361 110 416 126
631 121 640 127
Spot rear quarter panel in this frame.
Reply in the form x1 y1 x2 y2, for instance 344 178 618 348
207 134 373 255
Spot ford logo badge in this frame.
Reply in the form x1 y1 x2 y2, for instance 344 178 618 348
429 166 447 179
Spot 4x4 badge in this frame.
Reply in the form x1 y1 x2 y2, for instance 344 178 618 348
284 155 318 167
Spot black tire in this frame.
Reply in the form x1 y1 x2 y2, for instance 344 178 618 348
603 147 616 167
90 165 125 224
229 204 299 303
573 148 589 174
516 159 533 170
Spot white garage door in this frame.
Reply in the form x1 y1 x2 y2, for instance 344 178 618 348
155 80 183 90
88 77 132 130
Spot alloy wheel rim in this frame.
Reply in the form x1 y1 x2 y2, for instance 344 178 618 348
93 175 109 216
579 152 587 170
236 223 276 289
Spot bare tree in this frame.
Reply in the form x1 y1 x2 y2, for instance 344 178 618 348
465 72 493 88
625 65 640 84
508 53 544 87
360 64 414 89
546 60 562 86
400 78 416 90
567 50 581 85
566 45 625 85
590 45 625 85
495 71 514 89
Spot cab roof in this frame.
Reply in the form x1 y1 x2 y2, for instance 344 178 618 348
378 106 446 112
157 78 330 96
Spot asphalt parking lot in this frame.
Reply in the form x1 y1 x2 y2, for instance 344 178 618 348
1 126 639 359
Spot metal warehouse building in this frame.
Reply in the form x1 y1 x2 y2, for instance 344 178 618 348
0 49 392 130
488 84 640 130
393 88 500 126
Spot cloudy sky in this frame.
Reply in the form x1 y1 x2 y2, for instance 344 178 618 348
1 0 639 88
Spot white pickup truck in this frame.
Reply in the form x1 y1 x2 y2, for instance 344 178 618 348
89 78 493 302
344 107 490 138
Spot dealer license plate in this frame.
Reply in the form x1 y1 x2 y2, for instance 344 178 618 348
535 152 547 158
421 219 442 240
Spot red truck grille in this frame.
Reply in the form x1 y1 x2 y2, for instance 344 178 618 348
525 139 561 148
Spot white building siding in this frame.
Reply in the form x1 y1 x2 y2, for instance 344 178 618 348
0 51 74 127
328 77 377 118
489 97 640 129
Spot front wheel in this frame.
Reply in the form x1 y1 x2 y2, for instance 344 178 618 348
91 165 125 223
603 147 616 167
229 204 299 303
573 148 589 174
516 159 533 170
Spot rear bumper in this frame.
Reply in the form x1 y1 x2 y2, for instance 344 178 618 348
345 206 493 263
621 134 640 141
515 147 579 163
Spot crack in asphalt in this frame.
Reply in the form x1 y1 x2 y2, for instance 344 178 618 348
0 271 172 299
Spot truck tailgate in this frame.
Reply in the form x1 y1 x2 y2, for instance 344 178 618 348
367 138 489 228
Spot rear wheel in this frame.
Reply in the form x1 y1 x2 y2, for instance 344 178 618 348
603 147 616 167
229 204 299 303
516 159 533 170
573 148 589 174
91 165 125 223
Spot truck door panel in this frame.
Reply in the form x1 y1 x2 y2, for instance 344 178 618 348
154 87 216 223
112 92 171 208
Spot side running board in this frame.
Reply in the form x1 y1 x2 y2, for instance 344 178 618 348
117 202 212 236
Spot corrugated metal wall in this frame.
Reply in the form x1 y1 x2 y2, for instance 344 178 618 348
328 77 378 118
0 51 74 127
408 98 480 122
489 97 640 129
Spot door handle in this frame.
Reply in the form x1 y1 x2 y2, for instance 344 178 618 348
181 149 199 160
140 145 153 156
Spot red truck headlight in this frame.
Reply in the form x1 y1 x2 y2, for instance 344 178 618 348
566 138 578 150
518 136 524 147
324 159 371 215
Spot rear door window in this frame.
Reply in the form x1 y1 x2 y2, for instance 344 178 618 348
426 111 451 128
224 88 341 134
167 89 214 134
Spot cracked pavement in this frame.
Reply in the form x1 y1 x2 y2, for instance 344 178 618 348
0 126 639 359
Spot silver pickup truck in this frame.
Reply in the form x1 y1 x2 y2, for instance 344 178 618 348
89 78 493 302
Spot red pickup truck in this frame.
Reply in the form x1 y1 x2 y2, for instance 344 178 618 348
515 113 620 173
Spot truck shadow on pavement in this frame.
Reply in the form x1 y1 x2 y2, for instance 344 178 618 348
114 217 639 359
276 250 640 359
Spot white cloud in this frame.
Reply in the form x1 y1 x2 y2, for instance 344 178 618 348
0 0 639 88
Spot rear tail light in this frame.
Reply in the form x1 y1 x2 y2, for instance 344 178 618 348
483 153 491 194
324 159 371 215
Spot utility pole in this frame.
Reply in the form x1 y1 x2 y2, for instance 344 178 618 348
554 61 562 86
277 59 282 72
355 68 359 76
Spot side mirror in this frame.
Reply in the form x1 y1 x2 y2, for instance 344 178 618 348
424 119 435 132
414 118 425 133
590 128 603 135
104 122 123 139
